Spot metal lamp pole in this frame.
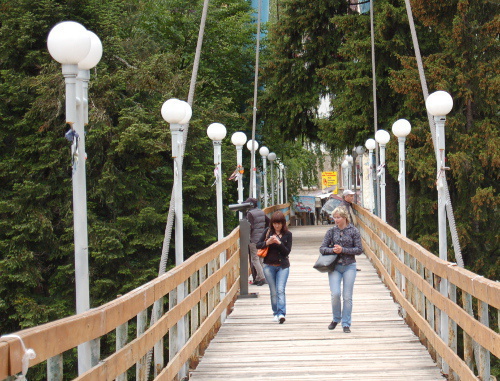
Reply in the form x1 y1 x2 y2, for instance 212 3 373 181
207 123 227 240
47 21 103 374
392 119 411 236
365 139 376 213
375 129 390 222
231 132 247 217
426 90 453 363
161 98 192 379
207 123 227 322
355 146 366 207
341 160 349 192
278 161 284 204
268 152 276 205
259 146 269 207
246 139 259 198
346 155 353 191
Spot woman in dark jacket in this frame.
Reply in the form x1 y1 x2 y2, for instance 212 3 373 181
319 206 363 333
256 211 292 324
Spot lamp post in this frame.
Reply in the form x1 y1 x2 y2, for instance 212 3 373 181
268 152 276 205
246 139 259 198
346 155 353 190
351 148 358 200
278 161 284 204
207 122 227 323
259 146 269 207
355 146 366 206
426 90 453 364
207 123 227 240
47 21 102 374
231 132 247 218
375 129 390 222
341 159 349 192
161 98 192 379
392 119 411 236
365 138 376 213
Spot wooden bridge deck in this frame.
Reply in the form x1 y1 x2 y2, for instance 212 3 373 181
189 225 445 380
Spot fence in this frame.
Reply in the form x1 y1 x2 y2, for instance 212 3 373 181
355 205 499 380
0 204 290 381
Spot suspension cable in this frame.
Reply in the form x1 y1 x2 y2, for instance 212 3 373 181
403 0 464 268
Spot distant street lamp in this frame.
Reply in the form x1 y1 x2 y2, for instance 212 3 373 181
392 119 411 236
346 155 353 190
246 139 259 198
207 123 227 240
231 132 247 217
426 90 453 361
375 129 390 222
259 146 270 207
341 159 349 192
278 161 284 204
268 152 276 205
47 20 102 374
355 146 366 206
365 138 376 213
161 98 192 378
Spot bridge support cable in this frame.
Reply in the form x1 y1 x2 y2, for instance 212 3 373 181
144 0 212 379
369 0 381 217
249 0 262 199
402 0 464 269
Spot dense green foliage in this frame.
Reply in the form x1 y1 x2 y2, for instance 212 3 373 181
262 0 499 279
0 2 497 374
0 0 261 333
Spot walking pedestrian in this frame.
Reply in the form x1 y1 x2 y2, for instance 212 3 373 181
256 211 292 323
319 206 363 333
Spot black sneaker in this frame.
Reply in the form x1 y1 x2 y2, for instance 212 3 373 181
343 326 351 333
328 321 338 330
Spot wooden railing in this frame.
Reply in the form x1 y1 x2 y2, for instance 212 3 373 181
0 203 290 381
355 205 499 381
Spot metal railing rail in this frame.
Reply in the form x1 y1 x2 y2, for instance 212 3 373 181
355 205 499 380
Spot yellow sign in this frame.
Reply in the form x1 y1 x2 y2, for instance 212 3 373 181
321 171 338 190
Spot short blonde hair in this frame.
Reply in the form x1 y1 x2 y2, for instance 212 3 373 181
332 206 350 224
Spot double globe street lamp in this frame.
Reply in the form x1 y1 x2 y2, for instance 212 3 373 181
47 20 102 374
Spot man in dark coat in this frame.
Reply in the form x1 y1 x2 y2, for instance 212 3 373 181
245 197 269 286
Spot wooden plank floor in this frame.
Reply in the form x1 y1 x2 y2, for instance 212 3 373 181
189 225 445 380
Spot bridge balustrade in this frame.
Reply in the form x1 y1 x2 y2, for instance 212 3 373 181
355 204 499 380
0 204 290 381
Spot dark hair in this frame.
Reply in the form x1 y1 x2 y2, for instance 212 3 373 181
269 211 288 234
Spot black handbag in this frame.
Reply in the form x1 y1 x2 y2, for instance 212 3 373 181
313 253 339 273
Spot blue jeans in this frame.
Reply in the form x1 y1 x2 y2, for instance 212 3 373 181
328 262 357 327
263 265 289 316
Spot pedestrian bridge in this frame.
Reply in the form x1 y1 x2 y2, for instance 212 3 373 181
1 204 498 380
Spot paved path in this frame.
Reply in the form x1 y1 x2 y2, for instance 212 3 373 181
189 225 444 380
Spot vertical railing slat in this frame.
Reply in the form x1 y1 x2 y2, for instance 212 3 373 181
477 300 491 380
47 354 63 381
136 309 147 381
116 321 128 381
